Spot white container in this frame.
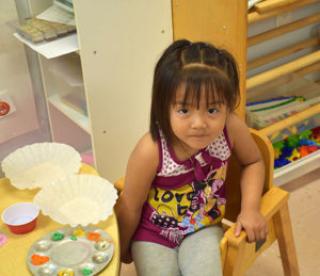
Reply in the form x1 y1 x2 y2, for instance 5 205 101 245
1 202 40 234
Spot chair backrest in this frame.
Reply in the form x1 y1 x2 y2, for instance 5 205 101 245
224 129 274 222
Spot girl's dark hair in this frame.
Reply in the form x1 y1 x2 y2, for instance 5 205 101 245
150 39 240 144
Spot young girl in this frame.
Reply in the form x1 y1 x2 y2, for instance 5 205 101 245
115 39 268 275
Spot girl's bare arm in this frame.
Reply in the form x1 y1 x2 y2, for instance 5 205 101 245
226 113 268 242
115 133 159 262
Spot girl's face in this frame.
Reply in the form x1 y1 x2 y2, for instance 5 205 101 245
170 85 228 158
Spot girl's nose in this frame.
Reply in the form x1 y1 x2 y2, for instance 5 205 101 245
191 114 207 129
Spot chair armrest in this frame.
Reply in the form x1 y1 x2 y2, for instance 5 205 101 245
114 177 125 192
223 186 289 247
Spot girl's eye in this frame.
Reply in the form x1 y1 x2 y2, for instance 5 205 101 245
178 108 189 114
208 108 219 114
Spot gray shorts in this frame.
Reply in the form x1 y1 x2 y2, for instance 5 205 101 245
131 225 223 276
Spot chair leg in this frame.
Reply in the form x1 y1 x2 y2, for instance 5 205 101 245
223 241 246 276
274 203 300 276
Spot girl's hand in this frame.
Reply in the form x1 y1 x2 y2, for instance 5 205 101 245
121 250 133 264
234 210 268 243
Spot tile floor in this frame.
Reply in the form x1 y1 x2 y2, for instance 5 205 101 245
120 168 320 276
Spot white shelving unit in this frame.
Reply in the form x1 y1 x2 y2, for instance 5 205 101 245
15 0 173 181
48 94 90 133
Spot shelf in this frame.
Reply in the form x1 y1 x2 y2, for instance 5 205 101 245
258 103 320 136
14 32 78 59
48 94 90 133
274 148 320 185
248 37 319 70
48 54 83 87
248 13 320 46
247 50 320 90
248 0 318 23
255 0 302 14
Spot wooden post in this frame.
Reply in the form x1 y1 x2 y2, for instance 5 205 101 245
274 203 300 276
172 0 248 118
223 232 247 276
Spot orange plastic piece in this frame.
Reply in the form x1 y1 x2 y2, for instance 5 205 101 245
299 146 309 157
299 145 319 157
87 232 101 242
31 254 50 265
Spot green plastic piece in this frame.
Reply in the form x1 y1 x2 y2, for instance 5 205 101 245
70 235 77 241
273 141 284 150
299 130 312 139
287 135 299 148
51 232 64 241
81 267 93 275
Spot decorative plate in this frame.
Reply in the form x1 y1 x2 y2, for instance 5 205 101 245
27 226 114 276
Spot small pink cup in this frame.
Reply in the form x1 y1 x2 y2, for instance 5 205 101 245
1 202 39 234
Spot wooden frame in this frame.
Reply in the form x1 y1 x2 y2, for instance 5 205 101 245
255 0 309 14
248 0 320 23
248 13 320 46
221 129 299 275
247 50 320 89
248 37 319 70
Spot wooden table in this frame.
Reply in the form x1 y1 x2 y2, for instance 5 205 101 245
0 165 120 276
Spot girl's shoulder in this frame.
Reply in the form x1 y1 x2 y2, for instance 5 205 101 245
137 132 158 150
225 112 263 166
225 112 251 148
132 132 159 165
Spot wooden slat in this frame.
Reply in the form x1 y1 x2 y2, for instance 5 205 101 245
295 61 320 75
255 0 302 14
248 13 320 46
248 37 319 69
248 0 320 24
259 103 320 137
247 50 320 89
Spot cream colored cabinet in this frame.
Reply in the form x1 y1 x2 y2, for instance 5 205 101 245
17 0 173 181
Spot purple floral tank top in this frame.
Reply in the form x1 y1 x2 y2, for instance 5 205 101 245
133 128 232 248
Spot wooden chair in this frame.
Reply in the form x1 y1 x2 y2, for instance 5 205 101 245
220 128 299 275
114 129 299 276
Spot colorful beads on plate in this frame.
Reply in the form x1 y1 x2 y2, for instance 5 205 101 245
31 254 50 265
38 264 57 276
73 228 85 237
51 232 64 241
35 240 52 251
87 232 101 242
81 267 93 275
70 235 77 241
95 239 111 251
58 268 74 276
92 252 108 264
